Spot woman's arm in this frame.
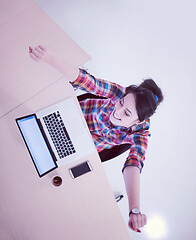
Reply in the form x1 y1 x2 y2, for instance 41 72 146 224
29 45 79 82
29 45 125 100
123 166 147 232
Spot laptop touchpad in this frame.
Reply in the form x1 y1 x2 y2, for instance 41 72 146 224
66 118 87 137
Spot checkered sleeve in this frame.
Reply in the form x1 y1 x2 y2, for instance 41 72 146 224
71 69 126 101
122 133 149 174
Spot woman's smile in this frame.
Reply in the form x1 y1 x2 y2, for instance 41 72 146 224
109 94 139 128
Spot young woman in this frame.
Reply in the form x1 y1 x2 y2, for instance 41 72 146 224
29 45 163 233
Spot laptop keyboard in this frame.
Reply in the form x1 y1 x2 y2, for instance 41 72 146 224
43 111 76 159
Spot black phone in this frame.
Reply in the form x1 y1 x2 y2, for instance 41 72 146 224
69 161 92 178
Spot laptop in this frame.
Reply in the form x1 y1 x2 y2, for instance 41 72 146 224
16 97 95 177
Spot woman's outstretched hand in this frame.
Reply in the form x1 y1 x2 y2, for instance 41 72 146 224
128 213 147 233
29 45 54 64
28 44 79 81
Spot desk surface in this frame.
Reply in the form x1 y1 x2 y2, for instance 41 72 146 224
0 79 130 240
0 0 90 118
0 0 130 239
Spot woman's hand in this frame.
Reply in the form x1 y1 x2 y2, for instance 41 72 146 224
28 44 79 81
128 213 147 232
29 45 54 64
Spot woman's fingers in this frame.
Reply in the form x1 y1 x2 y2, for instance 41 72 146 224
35 46 44 55
29 52 39 62
129 213 147 232
29 45 53 64
29 45 45 62
38 45 46 51
30 49 41 61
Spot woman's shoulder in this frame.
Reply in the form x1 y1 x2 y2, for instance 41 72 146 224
72 69 126 101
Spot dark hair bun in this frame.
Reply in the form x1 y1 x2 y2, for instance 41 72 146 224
125 78 164 121
139 79 163 105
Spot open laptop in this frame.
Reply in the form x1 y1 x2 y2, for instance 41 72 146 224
16 97 95 177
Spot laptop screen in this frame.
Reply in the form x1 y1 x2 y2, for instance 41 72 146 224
16 114 57 177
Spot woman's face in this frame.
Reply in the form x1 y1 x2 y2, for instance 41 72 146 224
109 93 140 128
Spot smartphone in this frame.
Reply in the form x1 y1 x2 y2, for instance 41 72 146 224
69 161 92 178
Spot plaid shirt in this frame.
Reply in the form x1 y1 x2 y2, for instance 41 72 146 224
71 69 150 173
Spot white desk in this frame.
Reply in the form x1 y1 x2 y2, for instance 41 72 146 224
0 0 130 239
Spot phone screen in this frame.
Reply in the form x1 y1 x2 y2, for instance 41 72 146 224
69 161 92 178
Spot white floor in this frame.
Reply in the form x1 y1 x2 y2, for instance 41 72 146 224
35 1 196 239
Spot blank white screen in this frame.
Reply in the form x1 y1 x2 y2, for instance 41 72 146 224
17 116 56 176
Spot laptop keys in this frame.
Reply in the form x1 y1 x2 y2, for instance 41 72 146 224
43 112 76 159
